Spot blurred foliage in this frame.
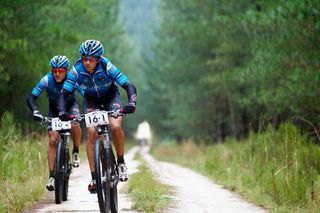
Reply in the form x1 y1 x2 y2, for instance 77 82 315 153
1 0 320 141
140 0 320 141
0 0 140 134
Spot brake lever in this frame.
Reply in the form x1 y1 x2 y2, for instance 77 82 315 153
112 109 123 119
71 115 83 124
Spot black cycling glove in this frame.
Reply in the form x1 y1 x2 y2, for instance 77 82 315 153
59 112 69 121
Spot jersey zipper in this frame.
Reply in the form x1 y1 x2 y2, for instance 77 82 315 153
82 72 101 98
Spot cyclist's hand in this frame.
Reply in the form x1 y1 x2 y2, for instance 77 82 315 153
121 102 136 114
33 110 43 121
59 112 69 121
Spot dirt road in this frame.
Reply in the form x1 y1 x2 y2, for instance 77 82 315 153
30 147 140 213
30 146 268 212
140 146 269 213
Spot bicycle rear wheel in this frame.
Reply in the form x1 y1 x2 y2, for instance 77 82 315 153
95 140 110 213
55 140 63 204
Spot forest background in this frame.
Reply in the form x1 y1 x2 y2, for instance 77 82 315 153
0 0 320 142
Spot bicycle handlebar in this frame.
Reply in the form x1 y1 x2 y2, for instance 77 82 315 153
69 109 125 122
34 114 52 124
35 109 126 125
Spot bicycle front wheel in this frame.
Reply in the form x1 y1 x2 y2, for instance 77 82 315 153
62 147 71 201
95 140 111 213
55 140 63 204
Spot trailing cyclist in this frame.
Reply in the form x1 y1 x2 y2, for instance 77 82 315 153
27 55 82 191
58 39 137 194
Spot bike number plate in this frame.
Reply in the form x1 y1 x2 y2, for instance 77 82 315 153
51 118 71 131
85 111 109 127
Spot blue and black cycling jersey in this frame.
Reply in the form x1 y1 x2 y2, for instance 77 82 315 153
27 72 80 112
59 56 136 113
63 57 130 98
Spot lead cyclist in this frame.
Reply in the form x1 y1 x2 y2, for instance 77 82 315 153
58 39 137 194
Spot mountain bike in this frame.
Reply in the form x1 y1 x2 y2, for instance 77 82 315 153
74 109 124 213
36 115 74 204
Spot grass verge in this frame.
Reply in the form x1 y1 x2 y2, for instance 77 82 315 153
0 112 47 213
126 154 172 212
151 123 320 212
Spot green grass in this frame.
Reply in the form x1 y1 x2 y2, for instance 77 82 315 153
151 123 320 213
0 112 47 213
126 157 172 212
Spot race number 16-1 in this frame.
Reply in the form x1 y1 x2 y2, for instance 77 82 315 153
85 111 109 127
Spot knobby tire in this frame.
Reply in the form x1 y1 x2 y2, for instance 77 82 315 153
55 140 63 204
109 149 118 213
95 140 110 213
62 146 70 201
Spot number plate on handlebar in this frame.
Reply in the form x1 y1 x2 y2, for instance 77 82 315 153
85 111 109 127
52 118 71 131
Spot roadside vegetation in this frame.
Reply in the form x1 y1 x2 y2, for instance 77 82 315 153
0 113 47 213
151 123 320 212
126 153 172 212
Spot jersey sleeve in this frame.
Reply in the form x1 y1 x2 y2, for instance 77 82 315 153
31 75 48 97
75 83 85 96
105 60 129 86
63 67 78 92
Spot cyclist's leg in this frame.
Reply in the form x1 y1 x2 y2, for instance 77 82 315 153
109 116 128 181
47 130 59 172
68 101 81 152
70 124 81 167
46 105 59 190
84 97 99 192
106 88 128 181
105 87 124 162
47 105 59 177
70 124 81 152
87 126 98 193
68 101 82 167
109 116 124 160
86 126 97 172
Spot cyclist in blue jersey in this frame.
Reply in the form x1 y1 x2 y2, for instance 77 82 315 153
27 55 82 191
58 39 137 194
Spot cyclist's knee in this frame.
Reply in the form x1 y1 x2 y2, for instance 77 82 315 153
71 123 81 130
87 127 96 135
87 127 97 140
110 124 122 133
48 137 56 147
48 131 58 146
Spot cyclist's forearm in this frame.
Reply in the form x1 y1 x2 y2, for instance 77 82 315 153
58 90 71 113
121 81 137 104
27 94 38 112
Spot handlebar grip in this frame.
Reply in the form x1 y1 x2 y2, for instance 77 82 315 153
69 114 76 120
121 105 136 114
